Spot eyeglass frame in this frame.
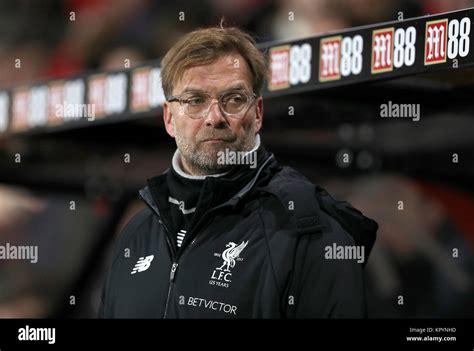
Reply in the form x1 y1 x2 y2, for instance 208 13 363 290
166 89 259 119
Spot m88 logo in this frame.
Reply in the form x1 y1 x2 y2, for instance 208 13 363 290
268 43 312 91
371 26 416 74
424 17 471 65
319 35 363 82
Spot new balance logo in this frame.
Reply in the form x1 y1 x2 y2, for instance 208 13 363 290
131 255 154 274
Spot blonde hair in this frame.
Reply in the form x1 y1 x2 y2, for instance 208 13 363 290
160 24 267 98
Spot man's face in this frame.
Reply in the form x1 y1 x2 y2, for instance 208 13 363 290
163 54 263 176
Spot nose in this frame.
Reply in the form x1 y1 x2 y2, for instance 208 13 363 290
204 99 227 127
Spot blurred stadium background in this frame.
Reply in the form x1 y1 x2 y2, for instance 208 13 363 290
0 0 473 318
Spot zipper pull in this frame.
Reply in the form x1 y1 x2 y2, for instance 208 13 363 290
169 262 178 282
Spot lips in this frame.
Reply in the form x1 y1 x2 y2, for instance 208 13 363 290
200 135 235 144
202 139 225 144
202 137 234 143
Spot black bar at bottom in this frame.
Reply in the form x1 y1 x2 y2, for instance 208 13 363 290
0 319 472 350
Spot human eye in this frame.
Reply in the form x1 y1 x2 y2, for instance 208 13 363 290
184 93 206 106
222 92 247 105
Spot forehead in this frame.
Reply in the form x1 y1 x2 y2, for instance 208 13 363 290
175 54 252 94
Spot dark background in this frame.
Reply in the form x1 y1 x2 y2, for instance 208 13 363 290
0 0 473 319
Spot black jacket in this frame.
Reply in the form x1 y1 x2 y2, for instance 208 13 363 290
99 150 377 318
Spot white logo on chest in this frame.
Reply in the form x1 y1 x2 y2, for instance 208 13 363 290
131 255 154 274
209 241 248 288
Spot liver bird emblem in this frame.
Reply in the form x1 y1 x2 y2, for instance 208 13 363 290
217 241 249 272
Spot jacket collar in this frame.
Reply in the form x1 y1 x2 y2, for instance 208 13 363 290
139 139 278 219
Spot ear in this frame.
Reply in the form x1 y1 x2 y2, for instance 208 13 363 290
163 101 175 138
254 96 263 134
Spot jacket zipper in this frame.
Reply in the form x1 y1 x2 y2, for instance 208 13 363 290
164 262 178 319
149 202 235 318
157 218 179 319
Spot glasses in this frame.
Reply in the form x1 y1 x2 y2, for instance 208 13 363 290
167 90 258 119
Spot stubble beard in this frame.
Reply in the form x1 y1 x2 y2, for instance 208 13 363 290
173 117 256 176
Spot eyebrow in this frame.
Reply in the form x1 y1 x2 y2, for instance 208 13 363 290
181 83 250 94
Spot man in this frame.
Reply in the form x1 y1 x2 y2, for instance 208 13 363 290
99 25 378 318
